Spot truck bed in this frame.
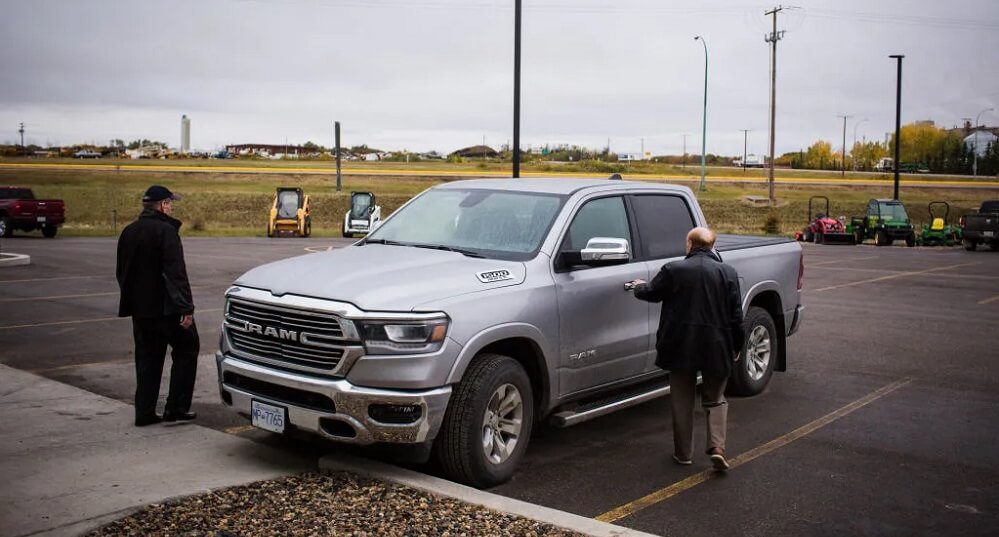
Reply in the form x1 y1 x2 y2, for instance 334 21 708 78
716 234 794 252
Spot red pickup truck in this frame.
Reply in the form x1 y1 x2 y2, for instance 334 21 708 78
0 186 66 238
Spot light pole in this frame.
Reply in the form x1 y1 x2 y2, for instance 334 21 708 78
889 54 904 201
852 117 868 170
694 35 708 192
837 115 852 177
740 129 750 173
974 107 994 176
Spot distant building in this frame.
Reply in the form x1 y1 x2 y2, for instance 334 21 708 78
964 130 998 157
180 115 191 154
224 143 321 159
450 145 498 158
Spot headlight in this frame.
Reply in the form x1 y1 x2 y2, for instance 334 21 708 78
355 318 449 355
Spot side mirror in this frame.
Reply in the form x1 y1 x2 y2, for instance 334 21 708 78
369 206 375 214
560 237 631 269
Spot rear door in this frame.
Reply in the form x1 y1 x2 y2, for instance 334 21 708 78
629 194 697 372
553 195 650 396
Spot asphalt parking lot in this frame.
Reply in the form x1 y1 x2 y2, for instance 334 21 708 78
2 236 998 536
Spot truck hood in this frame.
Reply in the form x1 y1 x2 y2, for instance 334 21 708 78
234 244 527 312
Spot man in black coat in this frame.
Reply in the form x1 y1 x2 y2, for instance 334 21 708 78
630 227 744 471
116 185 199 426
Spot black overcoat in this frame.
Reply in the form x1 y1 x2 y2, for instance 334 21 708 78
116 209 195 318
634 248 745 377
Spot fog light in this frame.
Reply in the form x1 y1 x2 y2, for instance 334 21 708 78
368 404 422 424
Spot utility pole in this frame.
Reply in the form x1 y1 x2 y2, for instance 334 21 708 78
513 0 522 178
18 122 25 152
640 138 644 161
682 134 688 168
890 54 904 200
740 129 750 173
764 5 786 202
837 115 851 177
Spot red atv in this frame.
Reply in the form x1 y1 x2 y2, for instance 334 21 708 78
795 196 855 245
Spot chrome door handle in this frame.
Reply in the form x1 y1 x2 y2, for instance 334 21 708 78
623 281 637 291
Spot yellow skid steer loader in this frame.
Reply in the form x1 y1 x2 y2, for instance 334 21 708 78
267 187 311 237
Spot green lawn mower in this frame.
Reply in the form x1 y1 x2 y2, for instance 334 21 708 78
916 201 961 246
851 198 916 247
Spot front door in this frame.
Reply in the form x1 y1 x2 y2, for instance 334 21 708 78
553 195 650 397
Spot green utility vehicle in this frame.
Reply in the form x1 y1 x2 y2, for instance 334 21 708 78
851 199 916 247
916 202 961 247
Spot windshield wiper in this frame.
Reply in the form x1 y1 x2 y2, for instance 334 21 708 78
359 238 403 246
411 243 486 258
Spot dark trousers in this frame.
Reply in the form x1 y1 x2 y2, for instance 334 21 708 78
131 315 200 419
669 371 728 460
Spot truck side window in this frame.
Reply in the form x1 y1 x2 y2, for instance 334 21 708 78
631 195 695 259
563 196 631 252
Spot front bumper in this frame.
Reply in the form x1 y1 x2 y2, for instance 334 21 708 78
217 352 452 445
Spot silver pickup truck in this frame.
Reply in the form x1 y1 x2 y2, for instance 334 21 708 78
216 178 803 487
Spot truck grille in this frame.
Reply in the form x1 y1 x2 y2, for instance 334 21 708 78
225 299 348 372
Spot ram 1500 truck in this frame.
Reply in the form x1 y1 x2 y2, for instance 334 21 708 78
216 178 804 487
0 186 66 238
960 200 999 251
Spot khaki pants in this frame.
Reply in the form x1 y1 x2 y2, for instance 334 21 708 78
669 371 728 460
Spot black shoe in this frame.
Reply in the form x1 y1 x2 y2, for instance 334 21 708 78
135 414 163 427
163 410 197 422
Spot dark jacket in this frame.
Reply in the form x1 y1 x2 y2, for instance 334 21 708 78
116 209 194 318
634 248 745 377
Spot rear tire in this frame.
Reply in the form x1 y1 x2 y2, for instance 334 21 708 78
435 353 534 488
41 225 57 238
991 241 999 252
815 232 824 245
728 307 777 397
803 228 813 243
965 239 977 251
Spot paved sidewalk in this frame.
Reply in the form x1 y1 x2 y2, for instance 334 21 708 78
0 364 314 537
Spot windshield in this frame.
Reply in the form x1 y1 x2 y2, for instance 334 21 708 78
878 202 909 221
366 188 566 260
0 188 34 200
350 193 373 220
277 191 300 218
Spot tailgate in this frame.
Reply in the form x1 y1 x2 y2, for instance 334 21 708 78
965 214 999 231
14 200 64 218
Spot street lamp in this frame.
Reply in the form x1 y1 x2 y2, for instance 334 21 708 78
852 118 868 171
973 107 994 177
889 54 904 201
694 36 708 192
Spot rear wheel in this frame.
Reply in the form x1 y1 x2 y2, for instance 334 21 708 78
815 232 824 245
965 239 977 251
435 353 534 488
803 228 814 242
729 307 777 396
991 241 999 252
41 225 57 238
854 230 864 244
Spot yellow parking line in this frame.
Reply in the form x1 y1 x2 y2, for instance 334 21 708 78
813 262 980 292
979 294 999 305
0 308 222 330
595 378 913 523
224 425 257 435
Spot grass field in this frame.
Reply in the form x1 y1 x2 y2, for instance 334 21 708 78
1 165 997 238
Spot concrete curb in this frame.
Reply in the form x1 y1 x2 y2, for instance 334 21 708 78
0 252 30 267
320 454 659 537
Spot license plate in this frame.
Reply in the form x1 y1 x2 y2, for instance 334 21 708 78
36 216 46 222
985 231 995 238
251 400 286 433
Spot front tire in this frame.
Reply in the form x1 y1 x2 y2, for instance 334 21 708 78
435 353 534 488
729 307 777 397
905 233 916 247
875 230 889 247
0 217 11 237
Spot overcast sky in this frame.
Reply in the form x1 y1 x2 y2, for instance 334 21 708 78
2 0 998 156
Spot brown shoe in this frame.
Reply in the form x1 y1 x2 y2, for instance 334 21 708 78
708 448 729 471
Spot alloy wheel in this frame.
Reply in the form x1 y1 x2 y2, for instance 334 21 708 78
481 383 523 465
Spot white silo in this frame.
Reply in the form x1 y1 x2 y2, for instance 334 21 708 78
181 114 191 154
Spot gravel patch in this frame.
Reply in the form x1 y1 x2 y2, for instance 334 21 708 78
86 472 587 537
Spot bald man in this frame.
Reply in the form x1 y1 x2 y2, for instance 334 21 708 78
629 227 745 471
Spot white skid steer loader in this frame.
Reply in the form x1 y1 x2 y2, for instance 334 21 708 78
342 191 381 238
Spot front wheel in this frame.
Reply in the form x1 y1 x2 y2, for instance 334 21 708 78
435 353 534 488
875 230 889 247
729 307 777 397
905 233 916 247
303 218 312 238
0 217 11 237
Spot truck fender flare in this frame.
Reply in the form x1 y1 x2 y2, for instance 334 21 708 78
445 322 555 398
741 280 783 314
